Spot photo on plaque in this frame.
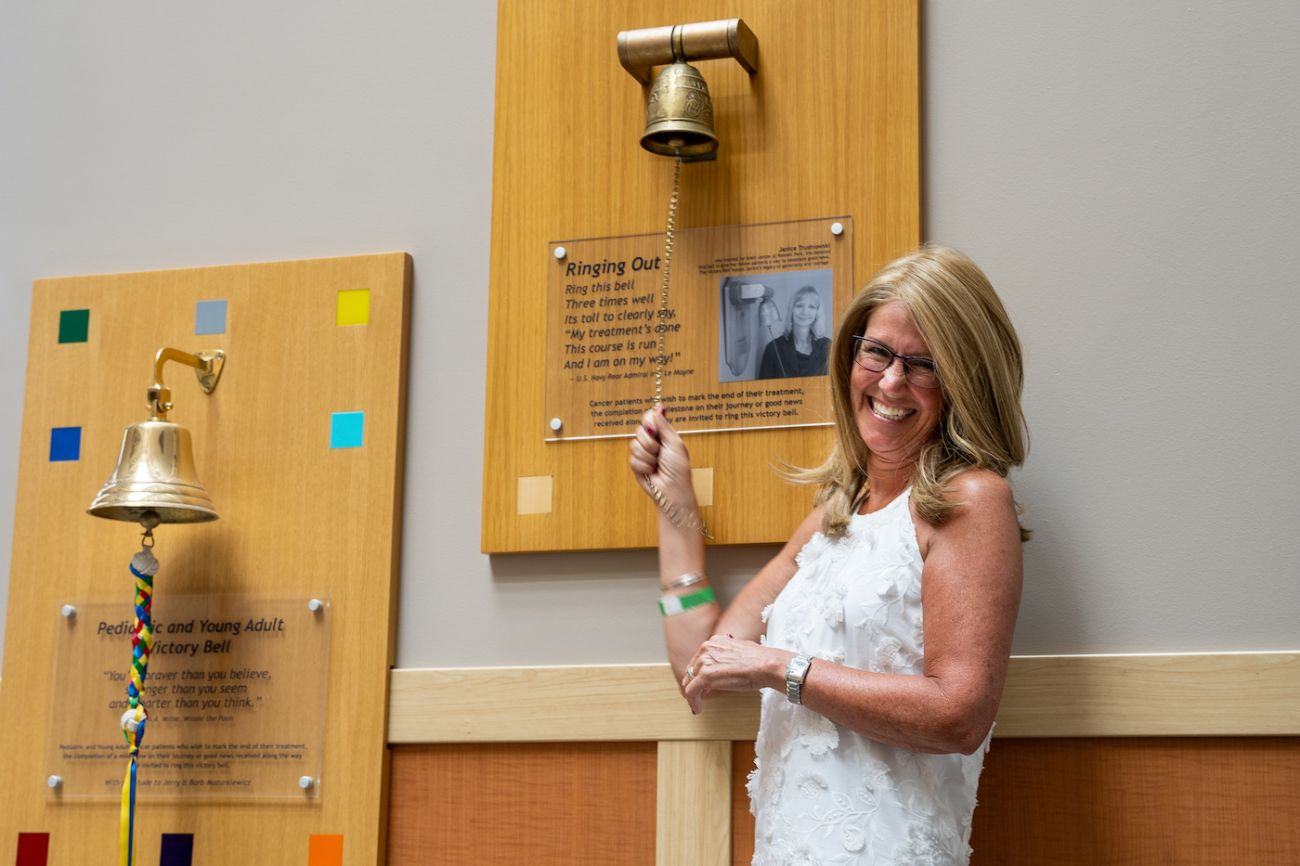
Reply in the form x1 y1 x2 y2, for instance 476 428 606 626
717 269 833 383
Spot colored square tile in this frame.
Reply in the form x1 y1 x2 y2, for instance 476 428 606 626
49 427 81 462
58 309 90 343
159 833 193 866
336 289 370 326
307 834 343 866
194 299 227 335
16 832 50 866
516 475 553 515
329 412 364 449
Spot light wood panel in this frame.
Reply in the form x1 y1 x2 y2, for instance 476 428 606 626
483 0 921 551
387 653 1300 744
387 743 656 866
656 741 731 866
993 652 1300 736
388 664 755 743
1 253 410 865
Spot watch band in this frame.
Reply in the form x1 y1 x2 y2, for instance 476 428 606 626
785 655 812 704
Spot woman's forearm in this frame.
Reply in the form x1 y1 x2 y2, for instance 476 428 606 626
794 662 1000 755
657 512 718 680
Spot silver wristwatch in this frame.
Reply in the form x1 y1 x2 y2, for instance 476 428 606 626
785 655 812 705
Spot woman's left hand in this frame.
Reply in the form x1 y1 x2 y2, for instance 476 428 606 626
681 634 793 714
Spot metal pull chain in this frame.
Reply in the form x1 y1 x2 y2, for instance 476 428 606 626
653 156 680 407
642 156 712 540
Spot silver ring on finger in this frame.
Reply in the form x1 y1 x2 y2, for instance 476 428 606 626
685 665 696 681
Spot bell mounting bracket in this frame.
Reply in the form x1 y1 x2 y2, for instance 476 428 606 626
617 19 759 85
147 347 226 420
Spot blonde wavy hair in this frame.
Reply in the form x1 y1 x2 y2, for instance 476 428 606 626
796 245 1030 541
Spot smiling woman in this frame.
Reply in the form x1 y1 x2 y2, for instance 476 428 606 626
630 245 1030 864
817 247 1029 538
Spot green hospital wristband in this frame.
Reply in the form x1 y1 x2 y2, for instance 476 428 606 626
658 586 717 616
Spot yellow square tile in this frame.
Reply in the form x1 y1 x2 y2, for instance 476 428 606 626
337 288 370 326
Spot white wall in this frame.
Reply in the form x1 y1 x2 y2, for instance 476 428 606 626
1 1 1296 669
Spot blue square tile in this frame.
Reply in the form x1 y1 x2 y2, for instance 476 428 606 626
159 833 194 866
330 412 364 449
195 299 227 335
49 426 81 462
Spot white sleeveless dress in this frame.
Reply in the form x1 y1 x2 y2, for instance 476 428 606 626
748 489 990 865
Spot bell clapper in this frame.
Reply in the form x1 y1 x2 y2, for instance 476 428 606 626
139 509 160 548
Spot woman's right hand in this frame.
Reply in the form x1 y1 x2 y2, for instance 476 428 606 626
629 406 698 511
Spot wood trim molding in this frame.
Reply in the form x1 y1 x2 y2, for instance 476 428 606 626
993 652 1300 736
387 652 1300 743
656 741 731 866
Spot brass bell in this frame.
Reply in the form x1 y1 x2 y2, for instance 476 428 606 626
88 347 224 525
641 60 718 158
88 420 217 524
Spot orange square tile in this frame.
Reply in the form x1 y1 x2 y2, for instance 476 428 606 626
307 834 343 866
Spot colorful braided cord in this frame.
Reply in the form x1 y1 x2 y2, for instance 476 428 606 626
120 549 157 866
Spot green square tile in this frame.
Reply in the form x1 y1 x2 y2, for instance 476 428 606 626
58 309 90 343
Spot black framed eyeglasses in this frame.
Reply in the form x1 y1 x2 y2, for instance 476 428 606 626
851 336 941 389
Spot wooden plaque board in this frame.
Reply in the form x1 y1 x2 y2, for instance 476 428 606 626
0 252 410 865
483 0 920 552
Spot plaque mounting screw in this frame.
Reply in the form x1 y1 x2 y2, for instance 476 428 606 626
549 418 563 432
308 598 324 613
553 246 567 260
299 775 315 790
830 222 844 237
47 775 63 789
60 604 76 618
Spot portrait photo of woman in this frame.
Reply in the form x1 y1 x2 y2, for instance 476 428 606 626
718 269 833 384
757 284 831 380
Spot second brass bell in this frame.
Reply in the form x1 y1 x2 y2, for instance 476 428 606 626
642 60 718 157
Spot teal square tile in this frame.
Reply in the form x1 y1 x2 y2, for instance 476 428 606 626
59 309 90 343
330 412 364 449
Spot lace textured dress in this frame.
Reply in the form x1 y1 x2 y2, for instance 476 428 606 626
748 489 990 866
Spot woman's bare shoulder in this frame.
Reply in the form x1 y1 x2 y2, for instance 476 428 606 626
913 469 1014 555
785 504 826 552
947 467 1014 511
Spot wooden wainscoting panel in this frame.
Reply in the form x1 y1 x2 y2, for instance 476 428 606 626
387 743 656 866
970 737 1300 866
733 738 1300 865
731 741 757 866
